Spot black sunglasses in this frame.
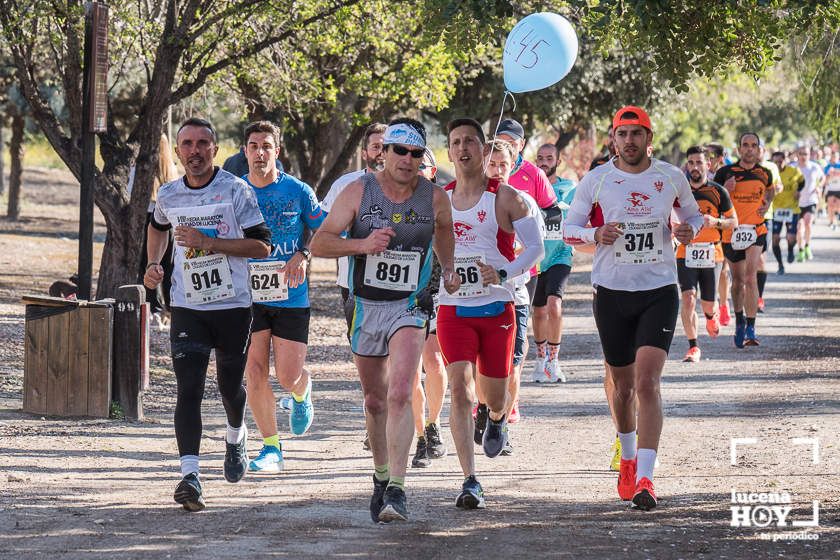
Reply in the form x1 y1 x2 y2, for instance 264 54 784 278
390 144 425 158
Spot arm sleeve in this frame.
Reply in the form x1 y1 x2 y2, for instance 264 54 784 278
562 177 597 245
500 215 545 278
150 213 171 231
243 223 272 247
717 185 734 213
541 204 564 225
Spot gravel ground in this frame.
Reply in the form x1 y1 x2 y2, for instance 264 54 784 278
0 168 838 559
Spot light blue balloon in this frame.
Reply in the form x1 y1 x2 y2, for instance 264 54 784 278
503 13 579 94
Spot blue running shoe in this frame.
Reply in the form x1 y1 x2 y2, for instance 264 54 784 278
744 325 759 346
482 414 508 458
290 377 314 436
734 322 746 348
249 444 284 473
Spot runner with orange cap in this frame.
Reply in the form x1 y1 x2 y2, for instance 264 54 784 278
564 106 704 510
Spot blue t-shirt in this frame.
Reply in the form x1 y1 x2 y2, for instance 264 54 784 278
245 173 326 308
540 177 576 271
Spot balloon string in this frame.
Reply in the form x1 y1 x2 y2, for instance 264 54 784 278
484 90 517 175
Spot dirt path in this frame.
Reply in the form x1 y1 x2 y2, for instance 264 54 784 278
0 169 838 559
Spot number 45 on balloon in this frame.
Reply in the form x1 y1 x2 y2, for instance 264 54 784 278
503 12 579 94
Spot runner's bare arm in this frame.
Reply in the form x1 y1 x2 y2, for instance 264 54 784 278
144 223 169 289
310 180 394 257
431 187 460 293
173 224 271 258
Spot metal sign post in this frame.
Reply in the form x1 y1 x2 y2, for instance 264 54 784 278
78 1 108 300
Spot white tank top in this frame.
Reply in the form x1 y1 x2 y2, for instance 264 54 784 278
438 180 516 307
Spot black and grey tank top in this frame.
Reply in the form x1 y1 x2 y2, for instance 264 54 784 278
349 173 436 301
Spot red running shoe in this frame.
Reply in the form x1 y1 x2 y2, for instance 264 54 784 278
617 458 637 501
719 304 731 326
632 477 657 510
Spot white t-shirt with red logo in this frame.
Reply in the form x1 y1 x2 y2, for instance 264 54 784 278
563 159 703 292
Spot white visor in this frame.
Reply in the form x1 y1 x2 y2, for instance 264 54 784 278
383 123 425 148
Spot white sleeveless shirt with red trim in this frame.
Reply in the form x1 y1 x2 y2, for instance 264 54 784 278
438 179 516 307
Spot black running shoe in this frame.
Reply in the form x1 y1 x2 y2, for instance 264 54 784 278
482 414 508 458
224 429 248 483
411 437 431 468
455 475 486 510
425 423 446 458
369 475 388 523
174 473 205 512
473 403 488 445
378 485 409 522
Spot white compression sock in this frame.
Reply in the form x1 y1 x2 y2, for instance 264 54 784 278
637 448 657 482
226 423 246 444
618 431 637 461
180 455 199 477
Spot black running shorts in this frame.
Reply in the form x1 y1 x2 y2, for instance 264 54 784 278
592 284 679 367
251 304 310 344
722 233 767 263
533 264 572 307
677 259 722 302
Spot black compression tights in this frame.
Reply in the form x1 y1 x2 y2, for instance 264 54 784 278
170 307 251 457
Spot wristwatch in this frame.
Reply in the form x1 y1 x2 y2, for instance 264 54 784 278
497 268 507 282
299 248 312 262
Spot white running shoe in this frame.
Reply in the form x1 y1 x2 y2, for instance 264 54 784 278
530 356 548 382
544 359 566 383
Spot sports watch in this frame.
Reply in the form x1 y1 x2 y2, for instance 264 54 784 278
299 248 312 262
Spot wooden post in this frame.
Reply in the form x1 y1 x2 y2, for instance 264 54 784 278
112 285 148 420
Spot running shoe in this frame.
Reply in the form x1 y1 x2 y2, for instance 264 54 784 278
455 475 486 509
362 431 370 450
174 472 205 512
411 437 431 468
473 403 488 445
609 436 621 472
632 477 658 510
617 458 637 501
369 476 388 523
545 358 567 383
757 297 765 313
734 322 746 349
379 486 409 522
500 437 514 456
530 355 548 382
787 249 795 264
797 248 805 262
224 427 248 483
777 266 785 275
424 423 446 459
718 304 731 326
508 404 520 424
805 245 813 260
705 315 720 338
289 378 314 436
249 444 284 473
744 325 760 346
682 347 701 363
482 414 508 458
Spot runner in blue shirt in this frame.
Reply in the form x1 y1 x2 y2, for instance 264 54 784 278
241 121 326 474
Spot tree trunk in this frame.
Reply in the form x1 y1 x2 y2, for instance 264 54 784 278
7 110 24 220
0 122 5 195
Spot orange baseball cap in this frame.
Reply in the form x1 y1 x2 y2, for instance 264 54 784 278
612 106 652 132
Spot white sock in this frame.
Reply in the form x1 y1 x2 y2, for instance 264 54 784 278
226 423 246 444
618 431 637 461
180 455 199 477
637 448 657 482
